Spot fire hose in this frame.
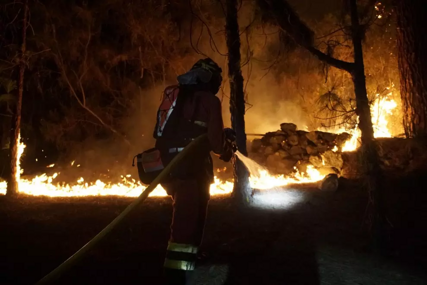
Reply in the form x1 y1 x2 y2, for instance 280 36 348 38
35 134 208 285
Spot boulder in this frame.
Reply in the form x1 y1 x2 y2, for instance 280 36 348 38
336 132 352 146
280 123 297 133
251 139 263 152
318 173 339 192
278 149 291 159
261 132 277 145
270 135 286 145
250 124 361 179
309 155 323 167
306 145 318 155
277 160 297 175
316 145 329 153
306 131 319 144
292 154 303 160
281 141 291 150
321 150 344 169
264 146 275 156
281 158 298 172
296 161 311 173
319 132 337 144
288 135 299 146
270 143 281 152
298 134 309 147
316 166 339 176
266 153 281 169
290 145 304 156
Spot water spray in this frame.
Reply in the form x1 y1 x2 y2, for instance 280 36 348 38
234 150 305 210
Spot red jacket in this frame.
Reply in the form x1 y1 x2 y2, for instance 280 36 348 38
157 85 226 156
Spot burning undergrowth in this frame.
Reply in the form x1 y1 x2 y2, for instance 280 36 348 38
0 139 325 198
0 87 404 198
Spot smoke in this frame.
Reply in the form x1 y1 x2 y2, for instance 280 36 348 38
49 0 402 183
121 0 311 151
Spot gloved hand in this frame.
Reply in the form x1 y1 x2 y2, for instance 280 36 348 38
219 128 237 162
219 141 234 162
223 128 236 143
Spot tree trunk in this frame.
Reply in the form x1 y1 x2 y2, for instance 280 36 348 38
395 0 427 138
7 0 28 197
258 0 387 254
349 0 386 254
225 0 252 206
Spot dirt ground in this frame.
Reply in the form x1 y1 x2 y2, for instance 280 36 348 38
0 171 426 285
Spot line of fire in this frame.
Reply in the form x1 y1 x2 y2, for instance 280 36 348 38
0 1 426 284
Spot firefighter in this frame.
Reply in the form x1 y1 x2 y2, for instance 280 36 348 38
153 58 234 285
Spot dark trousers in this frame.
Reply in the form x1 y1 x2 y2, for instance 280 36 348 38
161 177 210 285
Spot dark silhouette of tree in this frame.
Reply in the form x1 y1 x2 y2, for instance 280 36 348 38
7 0 28 197
395 0 427 138
225 0 252 206
257 0 387 253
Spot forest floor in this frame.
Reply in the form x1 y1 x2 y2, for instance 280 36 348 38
0 169 427 285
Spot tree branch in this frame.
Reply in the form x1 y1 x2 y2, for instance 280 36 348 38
306 46 354 72
50 24 131 146
260 0 355 72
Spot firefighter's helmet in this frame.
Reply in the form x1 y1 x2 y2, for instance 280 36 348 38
191 58 222 75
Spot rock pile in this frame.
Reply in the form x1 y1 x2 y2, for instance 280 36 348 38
249 123 352 177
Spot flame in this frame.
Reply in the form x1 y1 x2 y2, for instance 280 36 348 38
335 89 398 152
16 133 25 179
0 88 398 198
249 166 324 190
0 139 237 197
216 167 227 173
236 151 324 190
371 92 397 138
0 141 325 197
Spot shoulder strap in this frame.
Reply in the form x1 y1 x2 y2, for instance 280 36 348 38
155 86 180 138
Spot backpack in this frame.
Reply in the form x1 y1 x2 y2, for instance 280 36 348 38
153 85 182 140
153 85 207 148
134 86 207 185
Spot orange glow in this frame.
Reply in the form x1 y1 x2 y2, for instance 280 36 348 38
333 88 398 152
0 88 398 197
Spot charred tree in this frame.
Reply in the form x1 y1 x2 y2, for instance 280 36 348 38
258 0 387 253
395 0 427 138
7 0 28 197
349 0 386 254
225 0 252 206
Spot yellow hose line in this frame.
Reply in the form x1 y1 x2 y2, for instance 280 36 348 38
35 134 208 285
